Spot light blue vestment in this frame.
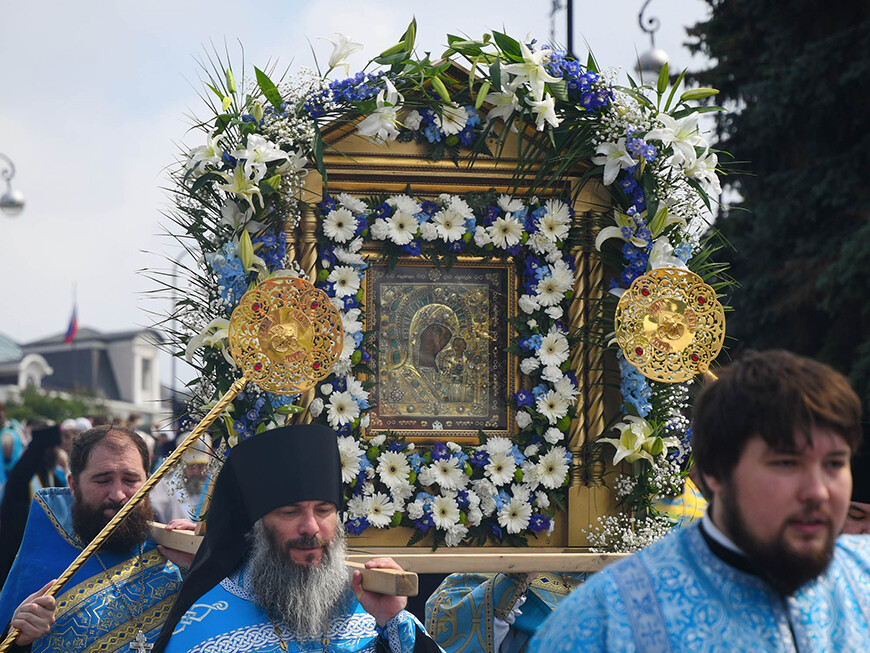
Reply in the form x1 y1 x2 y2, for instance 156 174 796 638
425 572 586 653
164 560 431 653
0 487 183 652
529 522 870 652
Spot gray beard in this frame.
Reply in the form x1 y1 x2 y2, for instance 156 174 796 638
246 521 351 640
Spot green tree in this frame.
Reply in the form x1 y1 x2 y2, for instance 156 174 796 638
4 386 105 424
687 0 870 410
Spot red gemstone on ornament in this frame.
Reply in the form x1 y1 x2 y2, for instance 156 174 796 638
252 302 261 311
698 296 707 305
635 347 644 356
312 361 321 370
691 354 700 362
254 363 263 371
641 288 650 296
311 301 319 309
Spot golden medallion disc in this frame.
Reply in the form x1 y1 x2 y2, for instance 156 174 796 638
615 268 725 383
228 277 344 394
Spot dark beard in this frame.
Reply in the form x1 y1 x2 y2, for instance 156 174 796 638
246 521 350 640
72 490 154 554
719 488 835 596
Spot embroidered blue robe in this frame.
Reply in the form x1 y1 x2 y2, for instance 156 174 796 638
0 487 183 652
529 523 870 652
164 561 433 653
425 572 586 653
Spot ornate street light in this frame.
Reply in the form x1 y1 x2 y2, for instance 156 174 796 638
635 0 669 81
0 153 25 217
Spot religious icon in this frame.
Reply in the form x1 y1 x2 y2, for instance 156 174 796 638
366 262 515 442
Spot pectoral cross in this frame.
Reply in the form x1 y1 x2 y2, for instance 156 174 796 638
129 630 153 652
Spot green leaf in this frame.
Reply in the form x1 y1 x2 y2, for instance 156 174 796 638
312 127 326 182
489 59 502 91
492 30 522 60
663 69 687 112
189 171 220 195
656 62 670 96
549 79 569 102
254 66 283 110
205 83 225 102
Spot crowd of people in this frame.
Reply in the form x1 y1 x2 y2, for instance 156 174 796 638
0 349 867 652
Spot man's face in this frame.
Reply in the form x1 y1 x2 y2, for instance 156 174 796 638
843 501 870 534
261 500 338 567
69 439 152 550
705 428 851 593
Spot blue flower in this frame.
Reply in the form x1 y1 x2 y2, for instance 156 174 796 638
490 523 504 540
407 452 425 472
431 441 450 461
414 512 435 533
402 240 422 256
319 195 336 213
513 389 533 407
532 383 549 399
423 123 443 143
346 517 370 535
470 450 490 467
528 514 550 533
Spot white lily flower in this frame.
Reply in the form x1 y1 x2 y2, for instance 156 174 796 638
649 237 688 270
595 209 650 251
591 138 636 186
528 95 561 130
184 318 231 362
682 148 722 196
322 33 363 77
599 415 659 465
502 39 561 102
186 134 224 175
356 79 403 144
646 113 702 163
484 90 520 127
216 163 263 208
219 199 266 234
232 134 288 181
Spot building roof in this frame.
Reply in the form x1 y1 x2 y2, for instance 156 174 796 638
0 333 23 364
23 327 164 347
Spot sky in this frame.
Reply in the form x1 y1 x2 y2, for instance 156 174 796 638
0 0 713 387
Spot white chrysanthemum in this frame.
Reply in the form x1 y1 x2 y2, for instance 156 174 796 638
337 192 367 214
407 499 426 520
370 434 387 447
515 411 533 429
370 218 390 240
553 376 580 400
485 452 517 486
334 245 365 265
437 103 468 135
543 427 565 444
487 214 524 249
537 330 570 367
431 495 460 529
309 397 324 418
347 495 366 519
536 390 570 425
466 506 483 527
527 231 560 257
447 195 474 220
326 390 360 427
524 444 541 457
388 194 421 215
537 213 570 242
510 483 532 504
536 490 551 509
344 376 369 402
433 208 466 242
328 265 360 298
498 496 532 534
473 225 492 247
341 308 363 335
337 435 363 483
420 221 438 241
472 479 498 516
498 194 524 212
445 522 469 546
363 492 395 528
520 357 541 374
386 212 417 245
544 198 571 224
541 364 563 383
419 458 468 490
518 294 539 314
403 110 423 130
536 447 570 489
484 437 514 456
545 305 564 320
377 451 411 490
323 207 358 243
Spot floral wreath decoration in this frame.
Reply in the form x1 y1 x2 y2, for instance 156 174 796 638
167 20 725 550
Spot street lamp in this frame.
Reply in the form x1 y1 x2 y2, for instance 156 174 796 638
0 153 25 217
635 0 669 82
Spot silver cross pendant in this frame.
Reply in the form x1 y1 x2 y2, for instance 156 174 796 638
129 629 153 652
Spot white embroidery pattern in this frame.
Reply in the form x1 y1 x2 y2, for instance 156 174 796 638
173 601 230 634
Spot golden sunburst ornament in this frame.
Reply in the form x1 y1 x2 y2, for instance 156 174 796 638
615 268 725 383
229 277 344 394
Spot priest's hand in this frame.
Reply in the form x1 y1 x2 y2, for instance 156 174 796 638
11 580 56 645
158 519 198 570
352 557 408 627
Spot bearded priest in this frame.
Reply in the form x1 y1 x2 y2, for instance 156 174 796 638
153 424 441 653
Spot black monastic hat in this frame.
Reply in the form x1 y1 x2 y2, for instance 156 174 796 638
153 424 342 652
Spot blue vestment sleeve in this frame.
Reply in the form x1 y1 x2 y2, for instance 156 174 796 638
377 610 443 653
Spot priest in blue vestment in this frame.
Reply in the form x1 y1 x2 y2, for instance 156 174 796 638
0 425 191 652
530 350 870 652
153 424 441 653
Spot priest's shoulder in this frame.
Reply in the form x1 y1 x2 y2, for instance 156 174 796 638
836 533 870 564
32 487 74 526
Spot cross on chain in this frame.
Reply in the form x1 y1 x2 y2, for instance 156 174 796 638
128 630 153 652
